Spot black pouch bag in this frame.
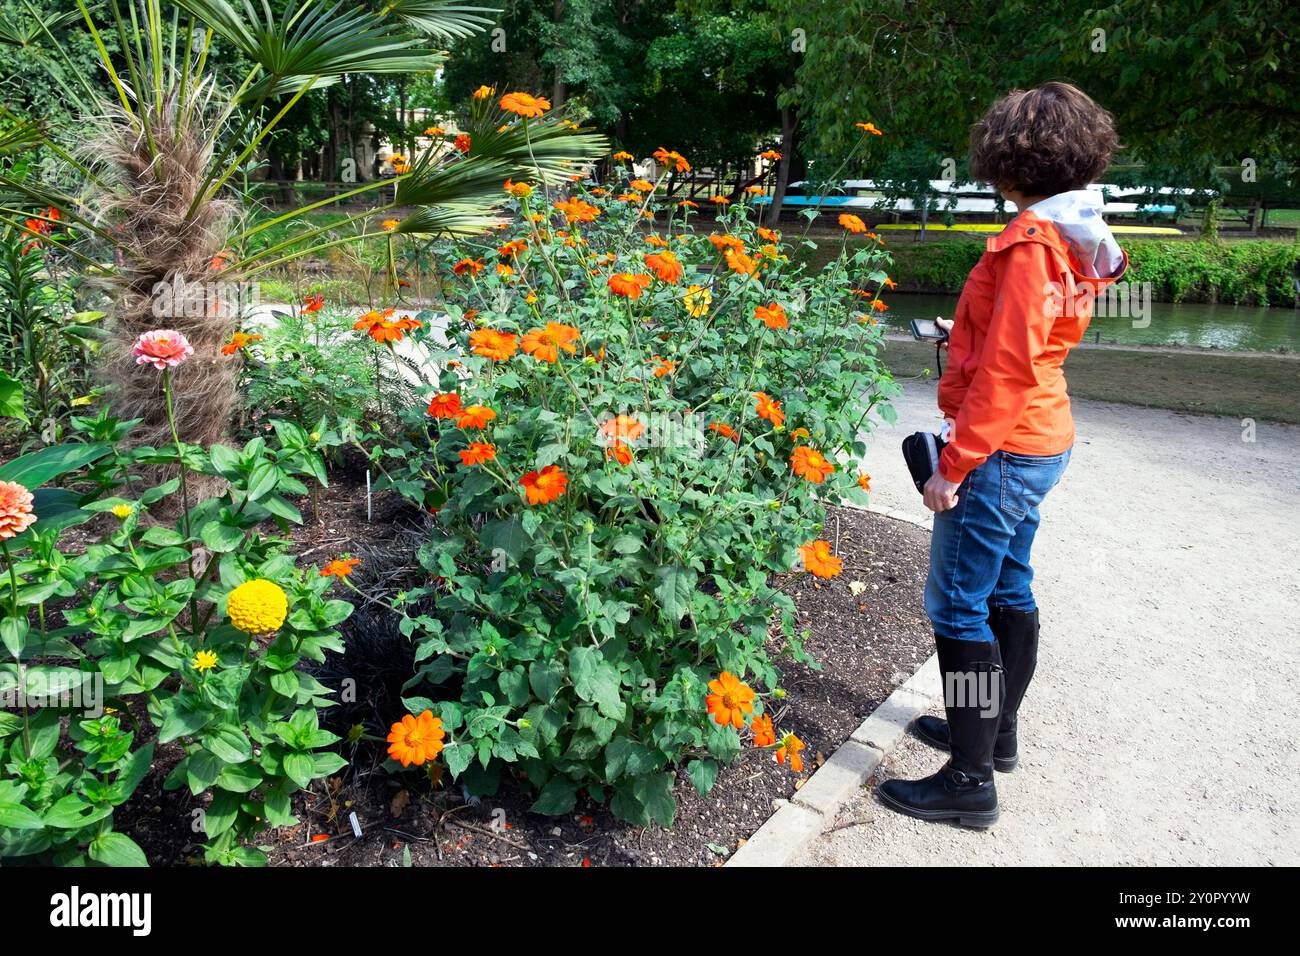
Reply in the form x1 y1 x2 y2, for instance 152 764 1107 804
901 432 948 493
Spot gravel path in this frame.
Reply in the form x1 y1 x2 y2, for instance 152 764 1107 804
796 378 1300 866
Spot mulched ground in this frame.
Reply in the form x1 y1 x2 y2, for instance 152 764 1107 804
16 451 933 867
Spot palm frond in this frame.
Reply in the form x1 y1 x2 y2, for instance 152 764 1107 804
395 203 508 238
467 107 610 186
0 8 77 46
384 0 500 41
170 0 447 101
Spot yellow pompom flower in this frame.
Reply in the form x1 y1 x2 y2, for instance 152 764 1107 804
111 504 134 520
192 649 219 672
226 579 288 635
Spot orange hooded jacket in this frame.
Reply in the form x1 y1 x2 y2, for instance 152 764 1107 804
937 195 1127 483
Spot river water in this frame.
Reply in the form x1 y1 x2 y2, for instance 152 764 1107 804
884 292 1300 352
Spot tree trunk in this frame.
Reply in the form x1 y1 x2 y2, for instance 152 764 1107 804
766 101 797 226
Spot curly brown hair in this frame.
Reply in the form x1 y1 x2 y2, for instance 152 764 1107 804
969 82 1117 196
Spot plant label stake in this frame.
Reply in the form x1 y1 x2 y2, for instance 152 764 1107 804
366 470 373 523
349 811 363 838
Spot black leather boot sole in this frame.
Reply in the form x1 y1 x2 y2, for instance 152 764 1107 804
912 714 1020 772
877 771 1001 828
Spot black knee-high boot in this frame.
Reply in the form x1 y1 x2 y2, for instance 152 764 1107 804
877 635 1004 827
912 606 1039 771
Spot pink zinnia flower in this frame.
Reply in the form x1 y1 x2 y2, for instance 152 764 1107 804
132 330 194 370
0 481 36 540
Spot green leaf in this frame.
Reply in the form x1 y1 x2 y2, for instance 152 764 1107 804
0 801 44 830
654 565 697 623
0 370 26 423
687 758 719 797
202 789 240 839
529 775 578 815
528 659 565 703
0 442 109 488
634 772 676 828
88 831 148 867
282 752 315 789
1 616 29 658
200 519 244 553
568 646 625 721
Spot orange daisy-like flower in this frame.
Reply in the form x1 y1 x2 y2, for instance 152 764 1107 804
0 480 37 540
882 276 897 290
776 732 805 772
644 250 683 284
798 540 842 579
705 671 756 730
612 150 634 162
426 392 463 419
724 248 758 275
521 322 581 363
709 233 745 253
753 392 785 428
872 299 889 312
453 257 485 275
839 213 868 234
302 294 325 314
615 192 641 203
472 85 495 100
629 179 654 193
650 355 675 378
791 445 836 484
499 91 551 117
386 710 446 768
520 464 568 505
496 263 515 278
503 178 533 199
644 234 668 247
453 133 471 153
606 441 633 466
320 557 361 579
759 149 782 162
456 405 497 429
459 442 497 466
754 303 787 330
600 415 646 442
745 185 764 196
708 422 739 443
470 328 519 361
498 238 528 257
677 199 699 208
758 227 780 242
709 196 731 206
220 331 262 355
653 147 691 172
855 121 884 136
751 713 776 747
424 125 445 136
382 218 401 231
858 472 872 492
607 272 653 299
554 198 601 223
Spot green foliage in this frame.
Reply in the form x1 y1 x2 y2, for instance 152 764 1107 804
880 238 1300 306
0 406 352 866
361 177 895 826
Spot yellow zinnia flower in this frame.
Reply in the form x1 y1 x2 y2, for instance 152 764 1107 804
192 649 219 672
111 504 134 520
226 579 288 635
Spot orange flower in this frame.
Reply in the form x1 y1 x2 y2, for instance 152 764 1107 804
607 272 652 299
470 328 519 361
751 713 776 747
705 671 755 729
426 392 463 419
776 732 805 772
745 185 764 195
220 331 262 355
320 557 361 579
554 198 601 223
855 121 884 136
644 250 683 284
757 227 780 242
520 464 568 505
708 422 739 443
453 133 471 153
496 263 514 278
459 442 497 466
644 234 668 247
456 405 497 429
424 125 445 136
472 85 495 100
709 196 731 206
791 446 835 483
839 213 867 233
504 178 534 199
0 480 36 540
754 303 787 329
382 218 400 231
753 392 784 427
723 248 757 275
302 294 325 314
790 427 810 441
650 355 675 378
498 239 528 257
606 441 633 466
677 199 698 208
600 415 646 442
521 322 581 363
882 276 897 290
759 149 782 162
629 179 654 193
858 472 872 492
386 711 446 768
354 309 420 343
453 258 485 275
499 91 551 117
798 540 842 579
653 147 691 172
612 150 634 161
872 299 889 312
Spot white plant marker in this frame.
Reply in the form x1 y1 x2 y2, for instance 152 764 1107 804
366 469 373 523
349 811 363 838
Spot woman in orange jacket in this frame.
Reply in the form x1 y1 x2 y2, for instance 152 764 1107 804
879 82 1127 827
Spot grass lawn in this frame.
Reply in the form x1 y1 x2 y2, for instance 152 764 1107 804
882 338 1300 424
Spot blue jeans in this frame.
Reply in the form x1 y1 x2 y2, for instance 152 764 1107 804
925 449 1071 642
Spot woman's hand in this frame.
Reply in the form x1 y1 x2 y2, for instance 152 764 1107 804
923 471 961 512
935 317 954 349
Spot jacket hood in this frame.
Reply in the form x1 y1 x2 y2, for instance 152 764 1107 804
1024 190 1125 279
